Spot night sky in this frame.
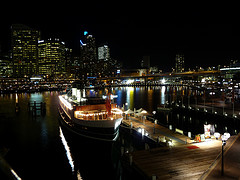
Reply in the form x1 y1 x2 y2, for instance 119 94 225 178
1 2 240 71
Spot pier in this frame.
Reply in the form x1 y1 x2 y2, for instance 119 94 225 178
121 106 240 179
128 135 238 180
122 116 191 147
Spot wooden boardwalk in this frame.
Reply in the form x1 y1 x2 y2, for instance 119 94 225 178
122 116 192 146
130 136 236 180
121 115 239 179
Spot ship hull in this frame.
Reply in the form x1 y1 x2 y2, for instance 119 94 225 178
58 105 122 141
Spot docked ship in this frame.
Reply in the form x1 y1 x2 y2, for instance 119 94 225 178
58 87 123 141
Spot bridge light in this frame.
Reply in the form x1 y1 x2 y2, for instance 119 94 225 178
126 79 134 84
161 78 166 84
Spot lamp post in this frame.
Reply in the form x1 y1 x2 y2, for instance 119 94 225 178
221 133 230 176
125 102 128 111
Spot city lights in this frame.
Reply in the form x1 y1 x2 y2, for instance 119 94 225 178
161 78 166 84
3 9 240 180
126 79 134 84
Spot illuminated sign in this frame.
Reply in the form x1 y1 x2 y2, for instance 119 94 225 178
84 31 88 36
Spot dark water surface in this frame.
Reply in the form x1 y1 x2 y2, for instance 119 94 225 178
0 87 240 179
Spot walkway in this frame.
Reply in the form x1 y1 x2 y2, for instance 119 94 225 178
121 105 240 179
122 116 191 147
203 134 240 179
130 135 237 180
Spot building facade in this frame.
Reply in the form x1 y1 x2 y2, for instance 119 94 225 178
80 33 97 78
98 45 110 61
175 54 184 73
38 38 65 77
0 54 12 77
11 24 40 77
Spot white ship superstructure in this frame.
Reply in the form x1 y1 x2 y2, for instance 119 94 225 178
58 87 123 141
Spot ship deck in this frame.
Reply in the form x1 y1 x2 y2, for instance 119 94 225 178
74 108 123 121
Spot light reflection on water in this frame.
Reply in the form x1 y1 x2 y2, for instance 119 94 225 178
59 127 75 172
59 127 84 180
111 87 162 113
1 88 240 179
29 92 43 102
161 86 166 105
126 87 134 110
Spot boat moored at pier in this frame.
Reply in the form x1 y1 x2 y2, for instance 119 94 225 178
58 87 123 141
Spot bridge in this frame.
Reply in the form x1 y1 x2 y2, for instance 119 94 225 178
97 70 221 81
0 70 221 90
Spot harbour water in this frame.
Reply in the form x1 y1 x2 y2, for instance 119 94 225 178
0 87 240 179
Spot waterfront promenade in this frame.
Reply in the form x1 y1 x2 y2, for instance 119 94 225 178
121 110 240 179
131 136 237 180
128 134 237 179
203 134 240 180
122 116 192 146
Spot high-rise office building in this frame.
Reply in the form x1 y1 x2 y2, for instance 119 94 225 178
38 38 65 77
80 34 97 63
65 47 73 76
80 33 97 77
97 44 111 76
11 24 40 77
98 45 110 61
0 54 12 77
175 54 184 72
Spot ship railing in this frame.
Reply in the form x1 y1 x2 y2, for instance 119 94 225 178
59 98 72 119
74 109 123 121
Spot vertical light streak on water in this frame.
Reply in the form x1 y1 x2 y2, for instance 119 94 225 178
116 88 122 106
59 127 74 172
126 87 134 110
161 86 166 105
10 169 22 180
147 87 153 109
59 127 83 180
59 127 84 180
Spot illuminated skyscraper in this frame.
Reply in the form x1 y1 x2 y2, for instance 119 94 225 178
79 32 119 78
11 24 40 77
80 33 97 78
175 54 184 72
98 45 110 61
97 44 111 76
38 38 65 77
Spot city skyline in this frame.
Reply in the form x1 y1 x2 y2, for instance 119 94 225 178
1 3 240 71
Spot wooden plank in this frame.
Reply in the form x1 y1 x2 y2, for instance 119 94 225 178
130 139 224 179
